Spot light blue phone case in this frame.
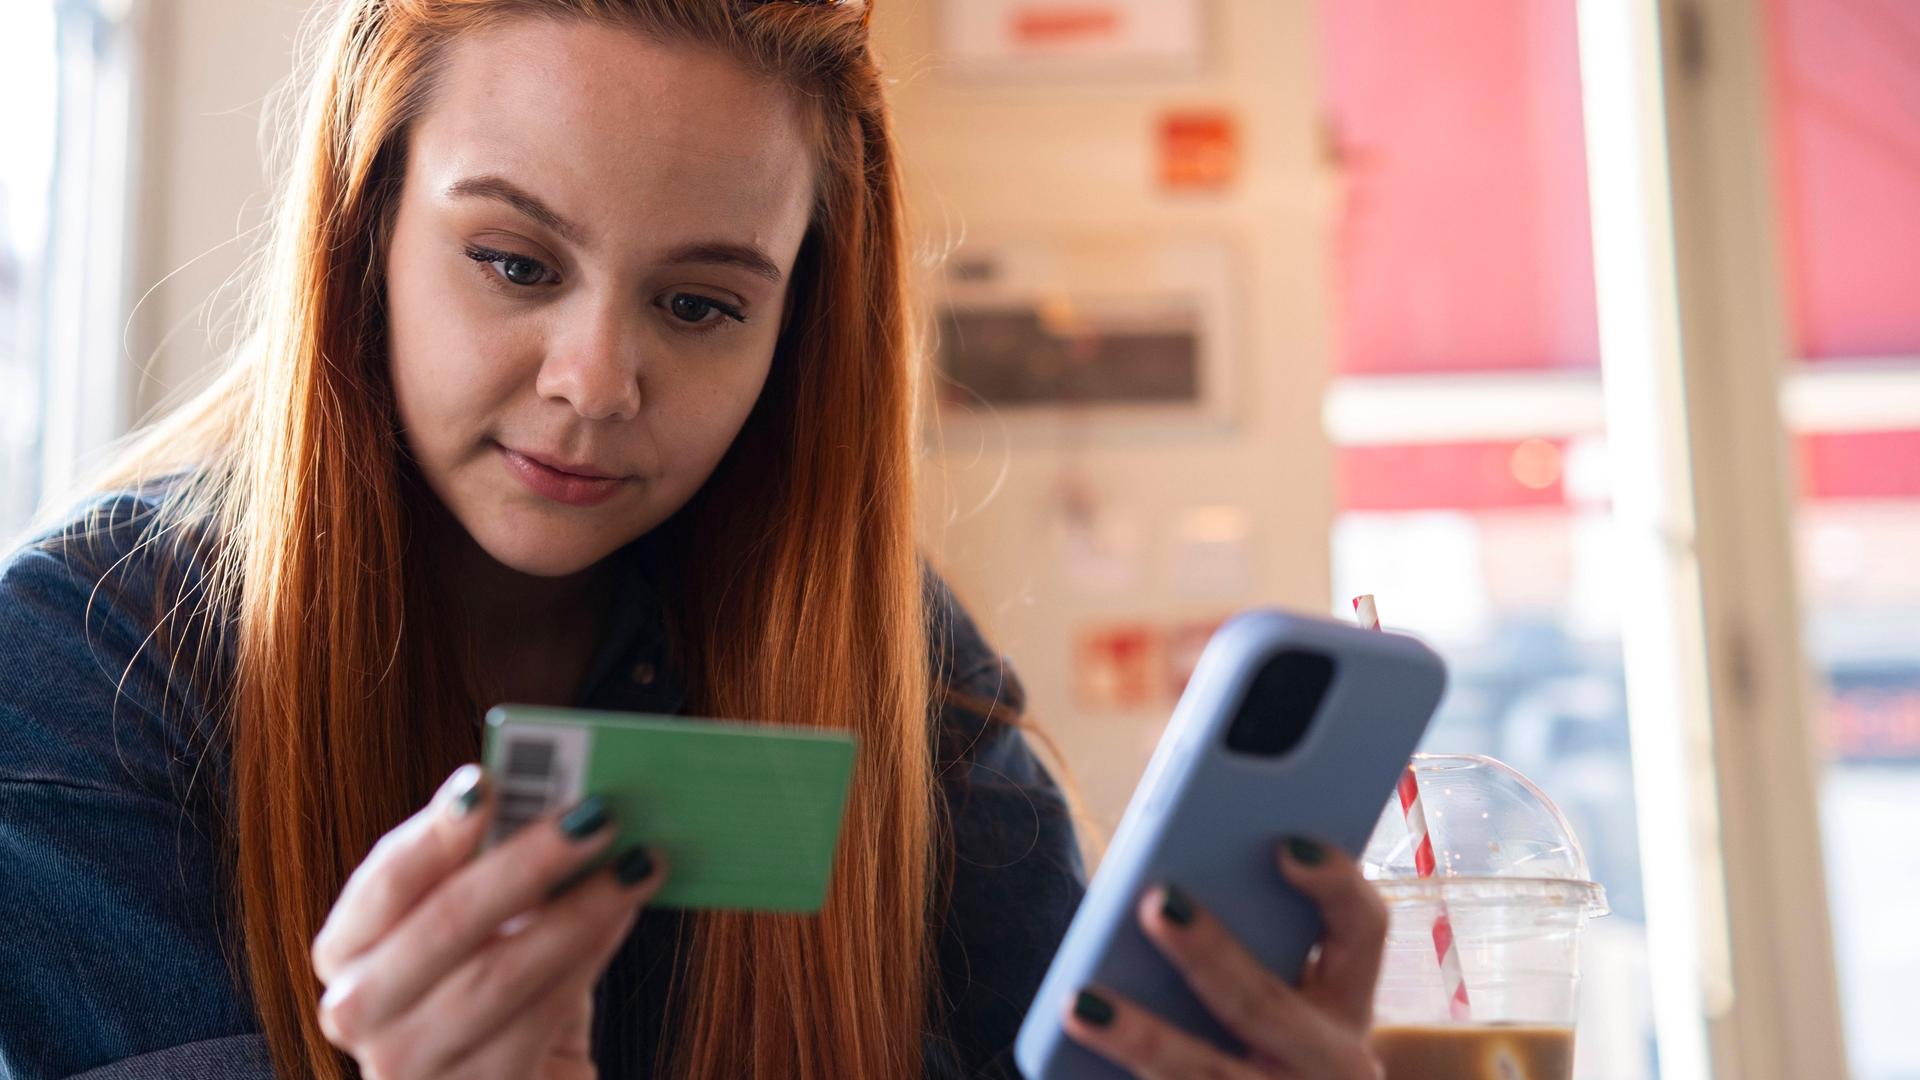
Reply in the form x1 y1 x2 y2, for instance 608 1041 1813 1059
1014 610 1447 1079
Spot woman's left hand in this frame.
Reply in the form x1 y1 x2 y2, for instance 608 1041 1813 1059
1062 837 1387 1079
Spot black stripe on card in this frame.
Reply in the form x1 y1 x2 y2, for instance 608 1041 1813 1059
497 789 548 822
504 736 556 781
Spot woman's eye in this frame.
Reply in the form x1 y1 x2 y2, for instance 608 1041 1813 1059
498 256 548 286
464 246 555 288
663 292 746 330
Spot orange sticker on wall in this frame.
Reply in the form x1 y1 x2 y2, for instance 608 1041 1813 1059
1158 109 1239 193
1012 6 1123 44
1073 623 1163 711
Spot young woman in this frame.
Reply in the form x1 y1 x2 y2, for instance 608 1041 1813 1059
0 1 1389 1077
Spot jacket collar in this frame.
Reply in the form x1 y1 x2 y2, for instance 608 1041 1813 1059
572 541 688 716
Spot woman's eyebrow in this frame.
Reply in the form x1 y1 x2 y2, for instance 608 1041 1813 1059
660 242 785 284
444 174 587 246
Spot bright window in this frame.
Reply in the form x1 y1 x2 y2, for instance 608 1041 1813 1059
0 0 136 539
1319 4 1657 1076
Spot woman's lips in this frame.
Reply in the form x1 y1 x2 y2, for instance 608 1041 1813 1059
496 443 628 507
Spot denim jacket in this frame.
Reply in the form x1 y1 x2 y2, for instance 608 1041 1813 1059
0 488 1086 1079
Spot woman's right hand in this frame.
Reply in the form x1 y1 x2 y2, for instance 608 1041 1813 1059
310 764 667 1079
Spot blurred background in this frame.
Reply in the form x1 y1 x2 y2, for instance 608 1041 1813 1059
2 1 1914 1078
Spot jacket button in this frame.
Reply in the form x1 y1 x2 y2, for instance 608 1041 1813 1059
629 662 656 686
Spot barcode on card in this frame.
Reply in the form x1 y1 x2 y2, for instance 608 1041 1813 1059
485 722 591 848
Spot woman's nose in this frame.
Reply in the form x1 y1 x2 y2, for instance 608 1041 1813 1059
534 303 644 422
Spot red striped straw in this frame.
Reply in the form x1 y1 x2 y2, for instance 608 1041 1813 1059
1352 595 1473 1022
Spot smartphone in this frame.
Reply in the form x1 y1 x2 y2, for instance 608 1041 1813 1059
1014 610 1446 1079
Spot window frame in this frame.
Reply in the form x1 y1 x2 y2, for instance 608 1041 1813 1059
1578 0 1843 1076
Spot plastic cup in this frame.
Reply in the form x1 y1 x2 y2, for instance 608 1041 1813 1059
1361 754 1609 1080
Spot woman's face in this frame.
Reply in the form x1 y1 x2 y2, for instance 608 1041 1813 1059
384 18 817 578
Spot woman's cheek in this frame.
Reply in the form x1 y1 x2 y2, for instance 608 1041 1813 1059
398 318 534 454
668 360 772 472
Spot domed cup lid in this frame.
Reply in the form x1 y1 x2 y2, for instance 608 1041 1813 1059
1361 752 1609 917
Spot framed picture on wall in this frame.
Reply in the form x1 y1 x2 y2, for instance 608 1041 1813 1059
928 233 1242 437
938 0 1208 78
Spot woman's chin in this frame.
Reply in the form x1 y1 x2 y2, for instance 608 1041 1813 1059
464 521 631 580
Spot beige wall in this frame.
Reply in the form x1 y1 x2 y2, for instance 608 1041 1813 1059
875 2 1337 838
128 0 310 421
127 0 1340 842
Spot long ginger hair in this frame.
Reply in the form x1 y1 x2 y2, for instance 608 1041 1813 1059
92 1 934 1076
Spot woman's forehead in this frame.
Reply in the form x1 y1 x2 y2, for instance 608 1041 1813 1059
407 16 817 259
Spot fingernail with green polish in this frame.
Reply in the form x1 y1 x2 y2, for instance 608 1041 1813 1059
614 845 654 885
1074 988 1115 1028
1286 835 1327 866
1159 883 1195 927
560 796 611 840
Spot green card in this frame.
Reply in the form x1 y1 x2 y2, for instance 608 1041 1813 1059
481 705 857 914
